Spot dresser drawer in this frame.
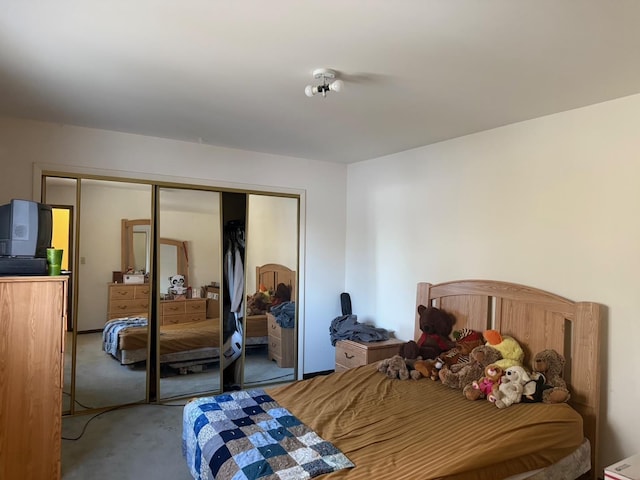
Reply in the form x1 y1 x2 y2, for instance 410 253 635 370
335 339 403 371
268 335 283 357
267 314 281 340
183 312 206 323
109 286 135 300
133 285 150 299
335 341 368 370
161 301 184 315
185 299 206 314
109 299 150 316
162 314 184 325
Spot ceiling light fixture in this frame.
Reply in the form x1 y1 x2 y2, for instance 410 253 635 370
304 68 344 98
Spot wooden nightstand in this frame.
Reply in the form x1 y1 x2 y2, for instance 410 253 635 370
267 313 295 368
335 338 403 372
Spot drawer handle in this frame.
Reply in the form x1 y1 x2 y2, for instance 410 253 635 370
117 305 127 310
118 292 128 296
271 324 276 329
344 353 355 359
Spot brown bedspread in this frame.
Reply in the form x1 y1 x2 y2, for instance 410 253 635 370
267 364 583 480
118 319 220 355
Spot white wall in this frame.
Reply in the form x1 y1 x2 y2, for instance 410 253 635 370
246 195 298 293
345 92 640 471
78 181 151 330
0 116 348 375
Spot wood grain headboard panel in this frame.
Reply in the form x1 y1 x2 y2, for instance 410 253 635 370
416 280 603 477
255 263 296 299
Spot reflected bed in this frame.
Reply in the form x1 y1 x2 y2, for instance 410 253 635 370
103 317 221 365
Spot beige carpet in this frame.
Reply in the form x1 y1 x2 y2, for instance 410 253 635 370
64 332 293 412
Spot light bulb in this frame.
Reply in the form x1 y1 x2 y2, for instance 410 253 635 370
329 79 343 93
304 85 315 97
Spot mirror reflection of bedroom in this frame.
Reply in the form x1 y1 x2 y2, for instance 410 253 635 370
44 176 299 415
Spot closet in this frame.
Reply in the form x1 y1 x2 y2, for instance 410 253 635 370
42 173 299 414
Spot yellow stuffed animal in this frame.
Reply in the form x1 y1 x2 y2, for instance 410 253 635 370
483 330 524 370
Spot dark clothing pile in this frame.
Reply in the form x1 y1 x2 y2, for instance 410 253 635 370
329 314 390 346
270 301 296 328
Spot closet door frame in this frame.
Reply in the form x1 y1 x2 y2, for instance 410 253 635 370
36 164 305 411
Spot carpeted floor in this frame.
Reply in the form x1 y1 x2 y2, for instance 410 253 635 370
64 332 293 411
62 402 195 480
62 332 294 479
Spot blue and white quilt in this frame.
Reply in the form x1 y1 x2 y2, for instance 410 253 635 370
182 389 354 480
102 317 147 356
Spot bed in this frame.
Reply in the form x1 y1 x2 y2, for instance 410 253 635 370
103 317 221 365
183 279 602 480
244 263 296 346
102 264 296 365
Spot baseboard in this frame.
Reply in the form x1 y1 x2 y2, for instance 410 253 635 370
302 369 334 380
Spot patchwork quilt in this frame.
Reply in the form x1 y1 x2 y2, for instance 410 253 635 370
182 389 354 480
102 317 147 356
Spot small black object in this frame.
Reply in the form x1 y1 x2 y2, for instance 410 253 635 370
340 292 352 316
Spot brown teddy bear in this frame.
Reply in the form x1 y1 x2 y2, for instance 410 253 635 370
414 328 484 380
439 344 503 389
463 363 504 401
377 355 421 380
530 349 571 403
398 305 456 360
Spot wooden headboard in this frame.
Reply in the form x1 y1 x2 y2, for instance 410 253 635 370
256 264 296 299
416 280 602 477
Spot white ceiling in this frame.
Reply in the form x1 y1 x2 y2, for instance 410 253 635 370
2 1 640 164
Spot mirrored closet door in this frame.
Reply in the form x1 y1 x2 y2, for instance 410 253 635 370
76 179 152 410
45 177 153 412
158 187 222 401
244 194 298 387
44 172 300 414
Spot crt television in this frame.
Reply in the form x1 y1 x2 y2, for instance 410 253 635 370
0 199 53 258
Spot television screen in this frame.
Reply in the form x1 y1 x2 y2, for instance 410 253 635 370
0 199 53 258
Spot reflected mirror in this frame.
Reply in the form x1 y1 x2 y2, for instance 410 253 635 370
244 194 298 386
158 187 221 400
74 179 152 411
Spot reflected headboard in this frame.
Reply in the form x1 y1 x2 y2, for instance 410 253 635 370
256 264 296 300
416 280 603 476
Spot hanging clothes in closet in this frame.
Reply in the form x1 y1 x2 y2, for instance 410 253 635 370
222 220 245 369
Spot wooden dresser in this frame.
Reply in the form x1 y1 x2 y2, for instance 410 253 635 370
334 338 403 372
107 282 150 320
0 276 68 480
160 298 206 325
266 312 295 368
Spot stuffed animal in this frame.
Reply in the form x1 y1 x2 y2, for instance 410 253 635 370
463 363 504 401
168 274 187 295
483 330 524 370
520 374 549 403
413 328 484 380
398 305 456 360
439 344 503 390
377 355 421 380
530 349 571 403
490 365 533 408
246 290 272 315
